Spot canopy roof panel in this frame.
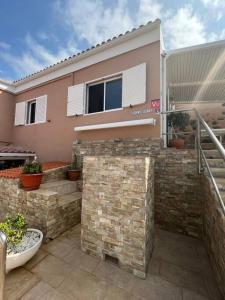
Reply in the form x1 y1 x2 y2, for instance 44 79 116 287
167 40 225 103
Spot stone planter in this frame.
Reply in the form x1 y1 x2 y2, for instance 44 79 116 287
67 169 80 181
21 173 43 191
6 228 43 273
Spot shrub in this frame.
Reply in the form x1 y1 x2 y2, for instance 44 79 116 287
22 158 42 174
167 112 190 132
0 214 26 247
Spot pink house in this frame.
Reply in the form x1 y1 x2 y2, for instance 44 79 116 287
0 19 162 163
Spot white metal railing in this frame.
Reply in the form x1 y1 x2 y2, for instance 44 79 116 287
0 231 6 300
162 108 225 215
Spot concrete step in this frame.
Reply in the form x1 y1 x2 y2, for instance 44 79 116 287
207 159 225 168
201 143 216 150
40 180 78 196
215 178 225 191
58 192 82 207
204 150 222 159
211 168 225 178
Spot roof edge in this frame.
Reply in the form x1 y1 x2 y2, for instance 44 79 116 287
2 19 161 93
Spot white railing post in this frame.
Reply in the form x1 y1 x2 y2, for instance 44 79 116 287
197 118 202 174
0 231 6 300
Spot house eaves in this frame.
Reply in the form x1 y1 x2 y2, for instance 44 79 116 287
2 19 161 94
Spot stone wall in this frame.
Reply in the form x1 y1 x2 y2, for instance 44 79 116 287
0 167 81 239
201 175 225 298
73 138 202 238
73 138 161 167
81 156 155 278
155 149 202 238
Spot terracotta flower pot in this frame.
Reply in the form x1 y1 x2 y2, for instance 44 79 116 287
21 173 43 191
169 138 185 149
67 170 80 181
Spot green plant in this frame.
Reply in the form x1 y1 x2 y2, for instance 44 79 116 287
0 214 26 247
167 112 190 132
69 154 78 170
22 158 42 174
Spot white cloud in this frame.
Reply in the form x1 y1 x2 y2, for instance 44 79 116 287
200 0 225 20
55 0 134 45
0 41 10 50
0 34 79 78
163 5 207 49
1 0 225 80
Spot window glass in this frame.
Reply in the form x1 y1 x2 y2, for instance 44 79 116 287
88 83 104 113
105 78 122 110
27 101 36 124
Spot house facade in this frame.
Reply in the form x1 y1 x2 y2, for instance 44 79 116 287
0 20 162 162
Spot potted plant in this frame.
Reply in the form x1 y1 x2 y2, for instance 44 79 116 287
20 157 43 191
67 155 80 181
167 112 190 149
0 214 43 272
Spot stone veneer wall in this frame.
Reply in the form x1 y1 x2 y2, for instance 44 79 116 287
155 149 202 238
81 156 155 279
0 167 81 239
73 138 202 238
201 175 225 298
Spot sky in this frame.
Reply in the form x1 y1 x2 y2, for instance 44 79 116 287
0 0 225 81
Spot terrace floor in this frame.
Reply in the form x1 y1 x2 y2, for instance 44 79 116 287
4 225 222 300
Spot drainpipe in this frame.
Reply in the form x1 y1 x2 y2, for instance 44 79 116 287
161 51 167 148
0 231 7 300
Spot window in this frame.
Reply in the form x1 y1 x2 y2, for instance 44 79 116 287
87 77 122 114
27 100 36 124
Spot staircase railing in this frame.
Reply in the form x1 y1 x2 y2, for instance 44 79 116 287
0 231 6 300
162 108 225 215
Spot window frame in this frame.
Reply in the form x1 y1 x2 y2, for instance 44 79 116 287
26 99 37 125
85 75 122 115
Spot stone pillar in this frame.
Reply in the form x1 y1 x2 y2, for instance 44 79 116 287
81 156 155 278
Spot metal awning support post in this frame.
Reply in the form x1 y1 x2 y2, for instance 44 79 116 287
0 231 6 300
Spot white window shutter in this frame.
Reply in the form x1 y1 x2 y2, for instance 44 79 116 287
14 102 26 126
35 95 47 123
122 63 146 107
67 83 85 116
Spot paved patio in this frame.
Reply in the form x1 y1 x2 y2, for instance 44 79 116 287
4 225 222 300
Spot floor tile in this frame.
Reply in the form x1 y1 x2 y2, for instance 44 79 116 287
31 254 73 288
42 238 73 259
24 249 49 270
57 268 103 300
147 257 161 276
159 260 208 297
5 268 39 300
93 260 134 290
58 226 81 249
63 247 100 273
182 288 211 300
128 273 183 300
21 281 74 300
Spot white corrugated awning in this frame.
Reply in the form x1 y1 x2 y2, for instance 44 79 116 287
167 40 225 103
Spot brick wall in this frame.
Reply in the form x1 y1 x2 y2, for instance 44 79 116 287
73 138 202 238
201 175 225 298
81 156 155 278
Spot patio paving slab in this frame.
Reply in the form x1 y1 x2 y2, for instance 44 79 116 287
4 225 222 300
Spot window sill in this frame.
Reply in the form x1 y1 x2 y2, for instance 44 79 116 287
83 108 123 116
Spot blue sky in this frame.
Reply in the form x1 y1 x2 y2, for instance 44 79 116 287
0 0 225 81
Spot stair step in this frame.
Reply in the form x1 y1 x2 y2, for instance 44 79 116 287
207 159 225 168
40 180 78 195
211 168 225 177
58 192 82 206
201 143 216 150
204 150 222 159
215 178 225 191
